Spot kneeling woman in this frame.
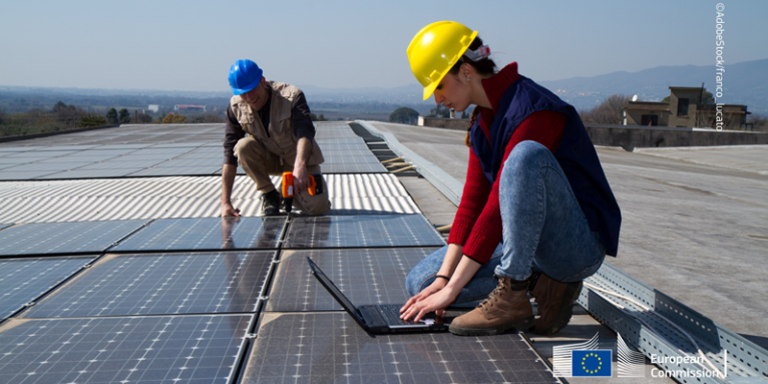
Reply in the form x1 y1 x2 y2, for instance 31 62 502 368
399 21 622 336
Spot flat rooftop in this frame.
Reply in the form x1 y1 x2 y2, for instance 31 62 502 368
371 122 768 346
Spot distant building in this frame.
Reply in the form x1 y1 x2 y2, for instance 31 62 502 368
624 86 750 130
174 105 206 112
148 104 160 113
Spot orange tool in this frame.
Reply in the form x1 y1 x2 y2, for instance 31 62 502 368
281 172 323 213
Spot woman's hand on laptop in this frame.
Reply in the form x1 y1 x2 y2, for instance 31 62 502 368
400 282 456 322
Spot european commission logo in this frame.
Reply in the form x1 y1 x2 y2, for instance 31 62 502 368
552 333 645 378
572 350 611 377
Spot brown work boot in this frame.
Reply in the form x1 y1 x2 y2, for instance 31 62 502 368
529 273 583 335
449 276 534 336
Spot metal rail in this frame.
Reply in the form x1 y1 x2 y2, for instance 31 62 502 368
356 120 464 206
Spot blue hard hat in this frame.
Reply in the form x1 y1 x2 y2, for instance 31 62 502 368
228 59 263 95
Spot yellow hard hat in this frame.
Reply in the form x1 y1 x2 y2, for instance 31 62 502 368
407 21 478 100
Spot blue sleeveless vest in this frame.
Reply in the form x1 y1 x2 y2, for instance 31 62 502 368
470 76 621 256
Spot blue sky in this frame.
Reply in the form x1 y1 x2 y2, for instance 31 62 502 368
1 0 766 92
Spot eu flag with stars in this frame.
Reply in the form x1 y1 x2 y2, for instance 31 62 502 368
572 350 612 377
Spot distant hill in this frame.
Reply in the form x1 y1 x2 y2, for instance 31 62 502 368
2 58 765 117
538 58 768 114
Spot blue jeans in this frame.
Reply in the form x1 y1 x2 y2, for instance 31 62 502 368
406 141 606 304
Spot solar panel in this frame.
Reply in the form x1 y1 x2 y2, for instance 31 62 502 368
80 159 165 169
314 138 387 173
242 313 557 384
0 256 93 319
283 215 445 248
321 162 387 173
4 151 77 159
0 170 57 180
128 166 221 176
24 251 274 317
39 169 135 179
95 144 151 150
0 315 250 384
36 145 99 151
316 138 370 151
0 162 93 172
0 220 148 255
0 147 40 153
265 248 440 312
112 217 283 252
314 127 359 140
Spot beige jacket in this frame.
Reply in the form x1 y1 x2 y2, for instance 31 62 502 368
229 81 324 166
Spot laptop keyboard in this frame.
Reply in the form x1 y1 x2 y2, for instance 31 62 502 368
377 304 413 325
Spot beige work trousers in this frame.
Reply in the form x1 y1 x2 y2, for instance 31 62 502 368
234 136 331 215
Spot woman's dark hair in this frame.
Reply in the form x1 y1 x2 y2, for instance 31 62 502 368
449 36 497 77
452 37 496 147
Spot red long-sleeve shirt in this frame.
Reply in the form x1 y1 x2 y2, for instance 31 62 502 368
447 63 567 264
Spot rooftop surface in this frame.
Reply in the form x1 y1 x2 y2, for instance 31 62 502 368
369 121 768 383
371 122 768 346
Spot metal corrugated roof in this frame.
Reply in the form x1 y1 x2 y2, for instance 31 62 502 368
0 174 418 223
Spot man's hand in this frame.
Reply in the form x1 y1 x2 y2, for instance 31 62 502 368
292 163 310 193
221 202 241 217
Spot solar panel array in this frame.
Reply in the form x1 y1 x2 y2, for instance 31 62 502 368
0 217 280 383
0 122 558 383
0 122 386 179
0 123 225 180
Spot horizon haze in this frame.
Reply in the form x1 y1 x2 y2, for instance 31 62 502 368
1 0 767 94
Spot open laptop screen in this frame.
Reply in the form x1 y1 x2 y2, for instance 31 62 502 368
307 257 366 324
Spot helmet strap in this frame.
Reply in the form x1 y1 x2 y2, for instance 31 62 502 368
463 45 491 61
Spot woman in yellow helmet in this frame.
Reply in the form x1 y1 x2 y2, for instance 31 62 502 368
400 21 621 336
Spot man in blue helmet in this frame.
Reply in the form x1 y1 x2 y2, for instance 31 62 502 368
221 59 330 216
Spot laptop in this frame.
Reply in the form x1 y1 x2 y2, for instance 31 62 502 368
306 257 450 334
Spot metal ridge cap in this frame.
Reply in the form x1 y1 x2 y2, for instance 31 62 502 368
355 120 463 206
584 262 768 380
